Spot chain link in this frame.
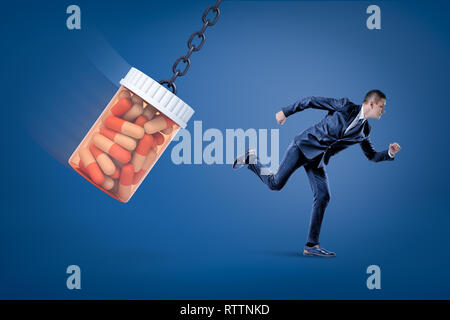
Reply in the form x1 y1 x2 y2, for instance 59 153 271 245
159 0 222 95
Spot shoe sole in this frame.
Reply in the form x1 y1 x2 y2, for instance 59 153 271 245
303 251 336 257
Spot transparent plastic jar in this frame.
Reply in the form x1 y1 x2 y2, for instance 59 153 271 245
68 68 194 202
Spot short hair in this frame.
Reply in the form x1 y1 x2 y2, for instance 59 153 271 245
364 90 386 103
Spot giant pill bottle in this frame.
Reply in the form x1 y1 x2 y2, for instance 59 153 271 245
68 68 194 202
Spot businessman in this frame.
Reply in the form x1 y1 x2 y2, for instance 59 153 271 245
233 90 401 257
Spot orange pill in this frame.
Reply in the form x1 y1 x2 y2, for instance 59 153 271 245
132 135 154 172
78 160 87 174
144 115 175 134
110 166 120 179
93 134 131 164
118 164 134 201
101 176 115 190
79 148 105 185
119 164 134 186
123 103 144 122
143 148 157 168
132 169 145 185
79 159 112 190
89 144 116 176
142 148 157 171
136 135 154 155
105 116 144 139
100 126 136 151
134 115 148 128
110 98 132 116
132 148 157 184
153 132 165 146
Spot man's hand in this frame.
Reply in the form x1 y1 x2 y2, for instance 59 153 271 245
389 142 401 156
276 110 286 125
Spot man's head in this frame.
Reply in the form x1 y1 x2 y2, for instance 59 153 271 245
363 89 386 119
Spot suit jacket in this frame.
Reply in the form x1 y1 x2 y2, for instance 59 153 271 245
281 96 393 168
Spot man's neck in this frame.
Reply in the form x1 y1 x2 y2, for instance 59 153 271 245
362 103 369 119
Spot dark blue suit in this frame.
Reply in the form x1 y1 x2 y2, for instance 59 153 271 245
248 96 394 244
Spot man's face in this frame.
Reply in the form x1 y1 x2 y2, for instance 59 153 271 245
371 98 386 119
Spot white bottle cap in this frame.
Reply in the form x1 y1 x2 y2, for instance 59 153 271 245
120 67 195 128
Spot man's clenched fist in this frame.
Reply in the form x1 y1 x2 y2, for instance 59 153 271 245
389 142 401 156
276 110 286 125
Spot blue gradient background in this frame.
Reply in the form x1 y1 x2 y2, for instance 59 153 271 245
1 0 449 299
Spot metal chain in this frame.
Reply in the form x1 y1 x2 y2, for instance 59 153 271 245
160 0 223 95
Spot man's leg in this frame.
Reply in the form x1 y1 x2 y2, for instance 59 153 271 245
247 141 307 191
304 164 331 245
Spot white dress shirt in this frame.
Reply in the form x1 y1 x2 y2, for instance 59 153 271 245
344 106 365 135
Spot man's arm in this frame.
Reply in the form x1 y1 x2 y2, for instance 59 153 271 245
276 96 350 125
282 96 349 117
360 139 401 162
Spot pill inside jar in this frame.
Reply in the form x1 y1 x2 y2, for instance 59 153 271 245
68 68 194 202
